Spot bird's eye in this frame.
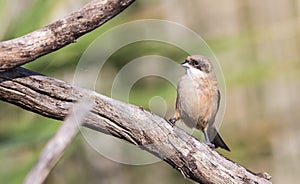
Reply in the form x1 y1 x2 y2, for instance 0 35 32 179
193 60 200 66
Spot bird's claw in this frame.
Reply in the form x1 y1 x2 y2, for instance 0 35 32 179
206 142 216 149
168 117 177 124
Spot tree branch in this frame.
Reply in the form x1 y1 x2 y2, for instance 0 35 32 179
0 0 271 183
0 0 135 70
0 67 271 184
23 98 93 184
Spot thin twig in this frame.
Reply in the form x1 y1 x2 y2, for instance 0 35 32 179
23 98 93 184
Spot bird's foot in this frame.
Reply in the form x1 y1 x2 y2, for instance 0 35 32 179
206 142 216 149
168 117 177 125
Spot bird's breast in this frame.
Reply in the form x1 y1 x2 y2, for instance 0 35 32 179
177 75 217 129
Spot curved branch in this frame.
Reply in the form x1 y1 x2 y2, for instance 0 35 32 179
0 67 272 184
0 0 135 70
0 0 271 183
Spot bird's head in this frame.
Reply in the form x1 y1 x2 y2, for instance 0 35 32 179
181 55 213 77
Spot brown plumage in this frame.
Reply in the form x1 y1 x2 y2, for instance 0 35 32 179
169 55 230 151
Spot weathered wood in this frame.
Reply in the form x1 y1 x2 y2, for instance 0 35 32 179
0 67 272 184
0 0 135 70
23 98 93 184
0 0 271 183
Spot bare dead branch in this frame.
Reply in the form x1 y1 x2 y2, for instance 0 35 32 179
0 0 135 70
0 67 272 184
23 98 93 184
0 0 272 183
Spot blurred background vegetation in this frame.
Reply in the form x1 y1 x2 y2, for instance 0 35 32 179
0 0 299 183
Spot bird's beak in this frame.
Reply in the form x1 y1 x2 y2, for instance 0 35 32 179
180 62 190 68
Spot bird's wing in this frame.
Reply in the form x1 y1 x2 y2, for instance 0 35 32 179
217 89 221 113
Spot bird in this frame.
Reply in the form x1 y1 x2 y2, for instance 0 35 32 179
169 55 230 151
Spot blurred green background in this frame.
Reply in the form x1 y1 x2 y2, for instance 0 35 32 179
1 0 300 183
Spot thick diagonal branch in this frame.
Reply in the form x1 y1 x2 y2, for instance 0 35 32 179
0 0 135 70
0 67 271 184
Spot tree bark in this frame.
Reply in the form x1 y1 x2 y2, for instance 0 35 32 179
0 0 272 183
0 0 135 70
0 67 271 184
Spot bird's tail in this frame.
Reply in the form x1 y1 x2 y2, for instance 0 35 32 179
209 127 230 151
